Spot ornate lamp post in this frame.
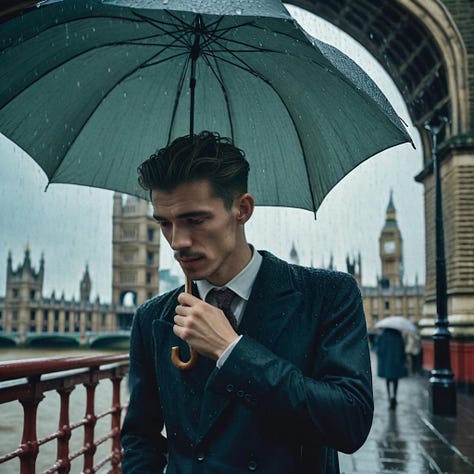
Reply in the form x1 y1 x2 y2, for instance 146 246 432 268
424 117 456 416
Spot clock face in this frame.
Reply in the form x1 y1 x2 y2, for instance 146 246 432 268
384 240 395 253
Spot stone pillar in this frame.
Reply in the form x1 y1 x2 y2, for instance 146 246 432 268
418 144 474 388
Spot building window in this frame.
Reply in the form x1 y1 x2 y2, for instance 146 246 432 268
148 228 154 242
122 225 137 239
146 272 152 284
12 288 19 298
147 252 154 265
30 310 36 321
384 300 390 310
30 290 36 300
120 272 137 284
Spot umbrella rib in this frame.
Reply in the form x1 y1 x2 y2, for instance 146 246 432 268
0 14 154 53
130 10 192 49
166 55 191 144
0 28 190 111
201 53 234 140
45 46 181 180
201 50 317 213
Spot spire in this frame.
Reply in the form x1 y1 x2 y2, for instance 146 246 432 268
23 243 31 270
385 190 397 222
80 263 92 302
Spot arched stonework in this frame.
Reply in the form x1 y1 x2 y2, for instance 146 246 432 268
288 0 469 151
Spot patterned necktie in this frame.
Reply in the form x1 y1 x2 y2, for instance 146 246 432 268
208 288 238 330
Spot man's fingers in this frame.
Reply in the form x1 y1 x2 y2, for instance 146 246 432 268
174 314 190 327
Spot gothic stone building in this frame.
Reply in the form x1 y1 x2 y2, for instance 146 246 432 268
357 193 425 329
0 193 162 338
303 192 425 330
0 247 117 336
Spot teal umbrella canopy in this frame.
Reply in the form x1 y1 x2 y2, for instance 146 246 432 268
0 0 412 213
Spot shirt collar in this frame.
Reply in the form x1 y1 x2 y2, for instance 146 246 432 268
196 246 262 302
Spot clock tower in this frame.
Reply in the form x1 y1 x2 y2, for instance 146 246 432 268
379 191 403 288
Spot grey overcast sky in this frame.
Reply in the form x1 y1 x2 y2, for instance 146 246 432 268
0 5 424 303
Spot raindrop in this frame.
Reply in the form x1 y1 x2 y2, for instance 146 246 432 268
235 8 242 15
163 0 169 4
108 67 111 73
76 81 81 87
123 92 127 98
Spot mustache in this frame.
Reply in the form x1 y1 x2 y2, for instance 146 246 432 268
174 250 204 260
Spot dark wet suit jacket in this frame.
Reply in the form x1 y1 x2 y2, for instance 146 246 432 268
121 251 374 473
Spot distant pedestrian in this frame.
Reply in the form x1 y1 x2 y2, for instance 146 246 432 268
404 331 422 375
375 328 406 409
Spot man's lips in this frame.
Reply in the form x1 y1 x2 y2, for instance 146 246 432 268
175 254 204 265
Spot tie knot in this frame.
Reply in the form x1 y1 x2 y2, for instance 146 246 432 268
209 287 236 312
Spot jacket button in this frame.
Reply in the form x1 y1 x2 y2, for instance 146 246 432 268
244 394 256 404
226 384 234 393
248 460 258 471
196 452 205 462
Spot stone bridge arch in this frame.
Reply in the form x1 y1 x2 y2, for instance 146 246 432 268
289 0 469 151
288 0 474 322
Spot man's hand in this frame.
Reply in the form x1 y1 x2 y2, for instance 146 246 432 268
173 292 239 360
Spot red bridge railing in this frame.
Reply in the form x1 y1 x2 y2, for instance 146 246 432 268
0 354 129 474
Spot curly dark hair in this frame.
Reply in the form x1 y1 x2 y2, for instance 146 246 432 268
138 131 250 209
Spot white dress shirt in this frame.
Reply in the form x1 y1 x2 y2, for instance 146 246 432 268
195 246 262 368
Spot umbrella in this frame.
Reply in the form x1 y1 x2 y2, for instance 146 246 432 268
0 0 413 370
375 316 418 333
0 0 412 216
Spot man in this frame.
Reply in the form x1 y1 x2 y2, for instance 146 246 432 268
121 131 373 473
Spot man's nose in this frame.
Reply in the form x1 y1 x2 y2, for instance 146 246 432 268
170 227 191 250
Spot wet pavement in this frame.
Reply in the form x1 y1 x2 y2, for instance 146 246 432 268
339 354 474 474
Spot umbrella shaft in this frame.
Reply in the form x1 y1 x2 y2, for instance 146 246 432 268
189 15 204 135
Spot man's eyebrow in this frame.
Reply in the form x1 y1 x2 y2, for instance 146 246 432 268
153 211 211 221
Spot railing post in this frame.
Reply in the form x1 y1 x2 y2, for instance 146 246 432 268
83 369 99 474
0 353 129 473
110 372 124 473
56 386 74 474
19 376 44 474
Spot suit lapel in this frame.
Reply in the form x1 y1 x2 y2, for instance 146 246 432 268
197 252 303 442
239 251 304 347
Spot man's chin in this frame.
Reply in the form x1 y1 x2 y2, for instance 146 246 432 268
178 258 208 279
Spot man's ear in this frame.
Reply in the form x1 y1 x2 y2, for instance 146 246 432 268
235 193 254 224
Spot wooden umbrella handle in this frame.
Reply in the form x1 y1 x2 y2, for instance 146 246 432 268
171 275 198 370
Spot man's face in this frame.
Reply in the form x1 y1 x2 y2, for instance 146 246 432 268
152 180 247 286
